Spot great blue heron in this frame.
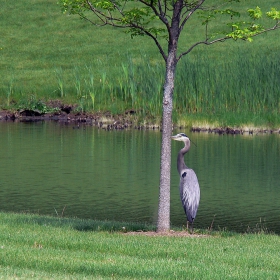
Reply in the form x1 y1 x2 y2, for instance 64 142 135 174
171 133 200 233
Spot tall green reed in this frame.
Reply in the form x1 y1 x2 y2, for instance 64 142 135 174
174 47 280 120
85 65 95 110
16 49 279 127
83 54 165 117
50 48 279 124
7 75 14 107
73 66 82 98
55 67 65 97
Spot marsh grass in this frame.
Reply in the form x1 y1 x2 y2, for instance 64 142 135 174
173 48 280 126
54 67 65 98
246 218 270 234
0 0 279 127
52 49 279 127
0 212 280 279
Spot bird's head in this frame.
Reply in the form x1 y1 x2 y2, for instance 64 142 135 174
171 133 197 147
171 133 189 142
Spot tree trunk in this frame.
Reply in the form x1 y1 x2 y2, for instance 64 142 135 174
156 0 181 232
156 49 177 232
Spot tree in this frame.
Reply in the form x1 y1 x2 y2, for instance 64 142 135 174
59 0 280 232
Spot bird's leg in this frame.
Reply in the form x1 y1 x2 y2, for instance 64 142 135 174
186 221 189 233
190 222 194 234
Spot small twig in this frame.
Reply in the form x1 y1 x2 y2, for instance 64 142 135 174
209 214 216 231
61 205 67 217
54 207 59 217
54 206 67 218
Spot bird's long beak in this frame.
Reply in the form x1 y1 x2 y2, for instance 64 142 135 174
171 135 180 141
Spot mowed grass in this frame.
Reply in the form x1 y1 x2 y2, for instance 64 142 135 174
0 0 280 127
0 212 280 279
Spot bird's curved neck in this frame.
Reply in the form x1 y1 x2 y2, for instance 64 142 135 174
177 140 190 174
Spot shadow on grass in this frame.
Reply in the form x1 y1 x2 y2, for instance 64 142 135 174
2 212 275 236
73 219 156 233
6 212 156 233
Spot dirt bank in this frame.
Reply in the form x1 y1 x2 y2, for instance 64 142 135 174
1 104 279 135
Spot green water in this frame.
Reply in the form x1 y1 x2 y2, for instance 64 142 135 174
0 121 279 233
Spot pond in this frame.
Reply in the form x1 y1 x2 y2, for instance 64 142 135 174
0 121 279 233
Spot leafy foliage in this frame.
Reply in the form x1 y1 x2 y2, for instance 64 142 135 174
266 7 280 20
58 0 280 61
59 0 166 37
226 7 280 41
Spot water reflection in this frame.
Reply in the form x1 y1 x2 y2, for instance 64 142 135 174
0 122 279 233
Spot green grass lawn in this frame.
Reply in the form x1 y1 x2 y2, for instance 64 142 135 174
0 0 279 128
0 212 279 279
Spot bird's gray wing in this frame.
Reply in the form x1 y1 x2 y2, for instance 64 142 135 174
180 168 200 223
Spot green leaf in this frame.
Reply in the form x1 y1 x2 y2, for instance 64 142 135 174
247 6 262 20
266 8 280 20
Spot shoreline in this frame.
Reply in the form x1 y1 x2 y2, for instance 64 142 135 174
1 109 279 135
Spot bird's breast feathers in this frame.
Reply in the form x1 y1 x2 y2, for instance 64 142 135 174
180 168 196 179
180 168 200 191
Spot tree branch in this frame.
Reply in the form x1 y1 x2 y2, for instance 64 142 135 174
138 0 170 32
250 21 280 37
177 36 230 61
78 0 169 60
85 0 124 26
177 21 280 61
179 0 206 34
128 22 168 61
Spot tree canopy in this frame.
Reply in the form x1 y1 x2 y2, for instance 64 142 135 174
59 0 279 62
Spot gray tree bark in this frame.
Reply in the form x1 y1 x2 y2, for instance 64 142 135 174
156 1 181 232
156 52 178 232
